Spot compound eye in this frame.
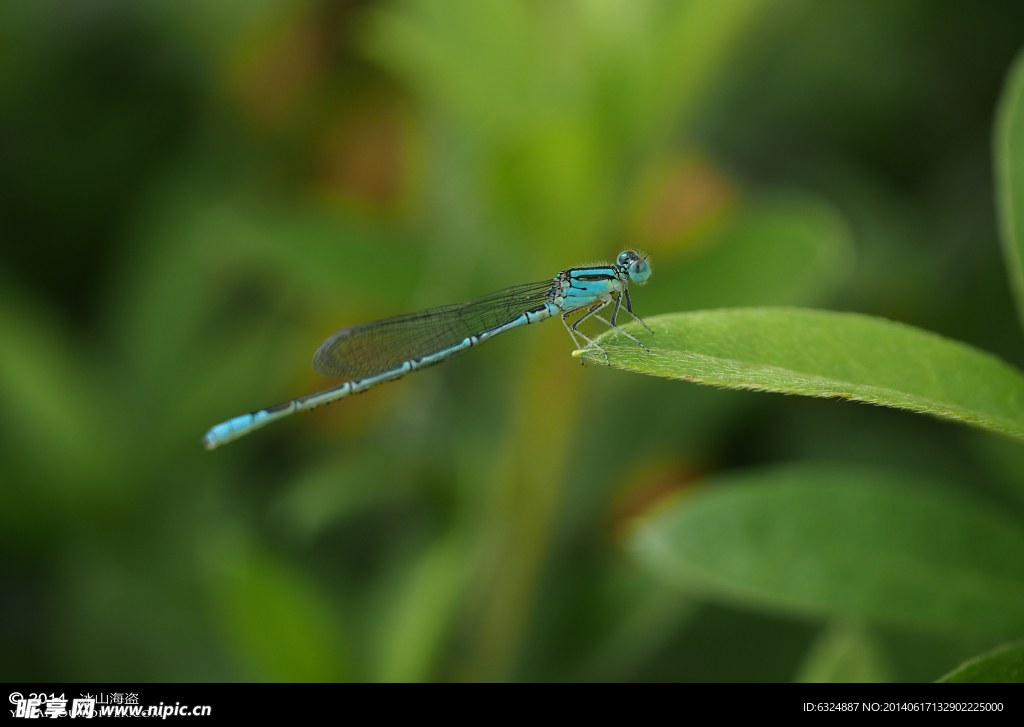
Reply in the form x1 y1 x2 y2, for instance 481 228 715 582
617 252 632 266
628 257 651 284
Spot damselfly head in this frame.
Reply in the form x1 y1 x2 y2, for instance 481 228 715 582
618 250 652 284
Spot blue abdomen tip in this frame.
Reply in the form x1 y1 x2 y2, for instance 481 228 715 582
202 413 256 450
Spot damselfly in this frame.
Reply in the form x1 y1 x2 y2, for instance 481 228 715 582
202 250 653 449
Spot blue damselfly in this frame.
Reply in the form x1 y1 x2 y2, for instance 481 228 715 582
203 251 652 449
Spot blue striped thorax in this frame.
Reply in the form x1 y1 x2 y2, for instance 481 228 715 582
546 250 650 312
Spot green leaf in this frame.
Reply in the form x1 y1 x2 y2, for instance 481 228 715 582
938 640 1024 683
578 308 1024 441
630 463 1024 637
995 45 1024 333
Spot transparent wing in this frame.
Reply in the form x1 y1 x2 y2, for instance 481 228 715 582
312 280 555 379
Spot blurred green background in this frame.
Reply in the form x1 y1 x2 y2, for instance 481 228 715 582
3 0 1024 682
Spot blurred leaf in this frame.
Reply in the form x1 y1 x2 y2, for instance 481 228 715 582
642 194 855 314
794 620 893 683
569 571 695 683
370 0 538 136
372 0 764 139
968 430 1024 509
579 308 1024 441
370 0 766 253
0 289 122 492
937 640 1024 683
584 0 766 148
273 452 413 543
631 463 1024 636
208 541 348 682
995 45 1024 334
375 535 470 682
630 601 817 682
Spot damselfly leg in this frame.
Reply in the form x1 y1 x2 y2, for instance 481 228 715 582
621 288 654 335
565 301 613 365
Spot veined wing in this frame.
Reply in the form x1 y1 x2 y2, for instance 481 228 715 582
312 280 554 379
